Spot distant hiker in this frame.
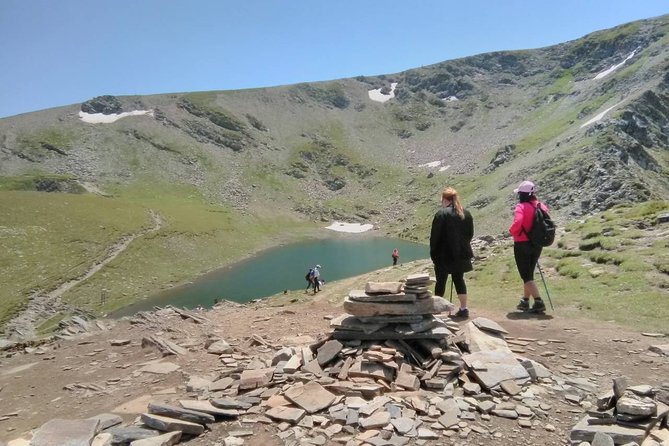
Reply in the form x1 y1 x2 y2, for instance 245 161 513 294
509 180 549 313
312 264 322 293
430 187 474 318
305 267 315 292
392 248 399 266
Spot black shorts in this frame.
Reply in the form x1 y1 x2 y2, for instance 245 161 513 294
514 241 542 283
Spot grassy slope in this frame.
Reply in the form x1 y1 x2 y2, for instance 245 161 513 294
269 201 669 333
470 201 669 332
0 185 319 326
0 191 147 322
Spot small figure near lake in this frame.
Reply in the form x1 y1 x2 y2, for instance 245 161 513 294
305 267 315 292
392 248 399 266
312 264 322 293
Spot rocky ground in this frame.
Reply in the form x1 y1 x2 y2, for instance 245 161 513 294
0 268 668 446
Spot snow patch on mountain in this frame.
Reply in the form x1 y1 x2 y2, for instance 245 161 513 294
593 49 637 80
368 82 398 103
79 110 154 124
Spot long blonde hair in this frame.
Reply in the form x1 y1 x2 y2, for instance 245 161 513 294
442 187 464 219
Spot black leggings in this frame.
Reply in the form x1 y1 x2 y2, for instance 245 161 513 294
434 264 467 296
514 241 542 283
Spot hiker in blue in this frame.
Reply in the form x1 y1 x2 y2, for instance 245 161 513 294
509 180 549 313
312 265 322 293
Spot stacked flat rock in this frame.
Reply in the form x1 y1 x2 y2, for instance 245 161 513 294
570 378 669 445
338 273 454 341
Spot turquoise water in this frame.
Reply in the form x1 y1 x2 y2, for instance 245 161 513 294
113 237 428 315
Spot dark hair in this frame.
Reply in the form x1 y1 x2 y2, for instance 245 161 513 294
518 192 534 203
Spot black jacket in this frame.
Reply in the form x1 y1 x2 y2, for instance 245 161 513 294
430 205 474 273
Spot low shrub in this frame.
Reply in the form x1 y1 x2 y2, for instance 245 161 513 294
556 258 583 278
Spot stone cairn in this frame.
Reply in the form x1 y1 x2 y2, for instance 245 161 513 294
15 288 669 446
570 376 669 445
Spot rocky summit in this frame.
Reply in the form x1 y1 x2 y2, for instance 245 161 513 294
0 269 668 446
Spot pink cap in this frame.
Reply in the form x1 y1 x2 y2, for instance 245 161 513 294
514 180 535 194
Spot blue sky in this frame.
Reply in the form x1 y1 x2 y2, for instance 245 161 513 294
0 1 667 118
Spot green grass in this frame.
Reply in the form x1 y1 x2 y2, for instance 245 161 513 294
0 191 149 326
61 182 317 314
0 173 83 192
465 200 669 332
0 183 321 325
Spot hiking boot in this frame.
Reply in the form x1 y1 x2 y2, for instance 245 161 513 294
516 298 530 312
453 308 469 319
529 299 546 313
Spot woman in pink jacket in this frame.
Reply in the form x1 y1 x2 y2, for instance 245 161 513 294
509 180 548 313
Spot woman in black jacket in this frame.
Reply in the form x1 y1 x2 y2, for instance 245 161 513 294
430 187 474 318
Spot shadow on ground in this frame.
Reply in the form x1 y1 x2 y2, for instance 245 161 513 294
505 311 554 321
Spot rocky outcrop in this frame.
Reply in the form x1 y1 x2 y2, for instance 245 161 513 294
483 144 516 173
81 95 123 114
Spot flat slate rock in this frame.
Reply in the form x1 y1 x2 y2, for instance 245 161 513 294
284 381 336 413
31 418 100 446
179 400 239 417
344 296 453 317
463 350 530 390
356 314 425 324
239 367 274 389
207 339 232 354
405 273 431 284
140 413 204 435
364 282 403 295
649 344 669 356
106 426 160 444
317 339 343 366
472 317 509 335
349 290 415 303
332 326 449 341
348 360 395 382
210 377 235 391
463 322 512 354
138 362 180 375
591 432 615 446
301 359 325 376
500 380 522 396
409 316 444 333
360 410 391 429
129 431 181 446
87 413 123 430
148 403 215 424
329 314 386 334
265 406 305 423
390 417 416 434
570 416 647 444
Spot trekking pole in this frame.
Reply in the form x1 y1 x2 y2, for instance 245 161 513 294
449 280 454 303
536 261 554 311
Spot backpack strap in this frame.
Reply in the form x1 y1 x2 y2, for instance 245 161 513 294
519 201 540 237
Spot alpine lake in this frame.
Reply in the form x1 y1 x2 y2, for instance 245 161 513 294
113 236 428 316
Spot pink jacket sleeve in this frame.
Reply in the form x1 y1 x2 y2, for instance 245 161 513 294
509 204 526 240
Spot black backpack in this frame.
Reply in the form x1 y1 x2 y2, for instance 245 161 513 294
524 203 556 247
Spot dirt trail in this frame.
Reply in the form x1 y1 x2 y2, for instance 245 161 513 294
3 210 162 339
0 292 666 445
